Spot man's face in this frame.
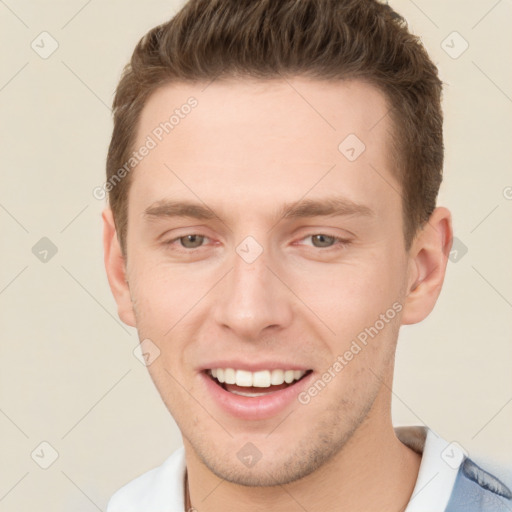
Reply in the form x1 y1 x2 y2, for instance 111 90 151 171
121 78 412 485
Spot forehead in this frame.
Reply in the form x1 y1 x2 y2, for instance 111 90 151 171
137 76 392 151
130 77 399 218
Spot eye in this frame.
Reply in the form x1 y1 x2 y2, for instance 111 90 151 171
309 234 336 248
294 233 352 253
299 234 351 249
170 234 208 249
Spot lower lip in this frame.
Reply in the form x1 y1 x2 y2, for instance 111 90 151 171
200 371 314 421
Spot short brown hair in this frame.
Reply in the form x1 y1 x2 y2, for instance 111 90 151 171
106 0 443 254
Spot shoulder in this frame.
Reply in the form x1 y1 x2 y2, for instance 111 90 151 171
106 446 186 512
447 456 512 512
395 425 511 512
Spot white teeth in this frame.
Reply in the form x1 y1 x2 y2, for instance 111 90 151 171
230 389 272 397
235 370 253 387
209 368 307 388
252 370 271 388
224 368 236 384
271 369 284 385
284 370 295 384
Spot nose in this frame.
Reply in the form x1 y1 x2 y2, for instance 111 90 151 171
212 242 293 341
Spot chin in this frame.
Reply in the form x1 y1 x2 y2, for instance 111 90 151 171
188 426 352 488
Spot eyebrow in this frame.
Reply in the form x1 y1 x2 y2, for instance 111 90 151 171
144 201 217 220
143 196 374 222
280 197 374 219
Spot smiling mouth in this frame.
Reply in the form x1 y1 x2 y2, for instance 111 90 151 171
206 368 313 397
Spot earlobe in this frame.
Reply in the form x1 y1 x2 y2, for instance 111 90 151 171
102 208 136 327
401 207 453 325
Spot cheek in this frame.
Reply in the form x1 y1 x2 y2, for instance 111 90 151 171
129 261 204 327
128 261 218 371
293 254 404 339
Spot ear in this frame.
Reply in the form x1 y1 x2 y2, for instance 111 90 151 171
401 207 453 325
102 208 136 327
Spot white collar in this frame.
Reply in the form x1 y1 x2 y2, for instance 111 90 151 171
397 426 463 512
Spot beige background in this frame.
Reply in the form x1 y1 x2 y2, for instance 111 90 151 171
0 0 511 510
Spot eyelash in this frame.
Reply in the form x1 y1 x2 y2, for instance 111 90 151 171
163 233 351 251
296 234 352 249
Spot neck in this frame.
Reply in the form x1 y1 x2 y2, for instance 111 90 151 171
184 399 421 512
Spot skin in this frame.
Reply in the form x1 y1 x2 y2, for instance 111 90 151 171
103 77 452 511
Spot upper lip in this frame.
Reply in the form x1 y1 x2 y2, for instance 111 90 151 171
198 360 312 372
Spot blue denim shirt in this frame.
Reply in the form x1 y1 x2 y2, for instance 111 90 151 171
446 457 512 511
